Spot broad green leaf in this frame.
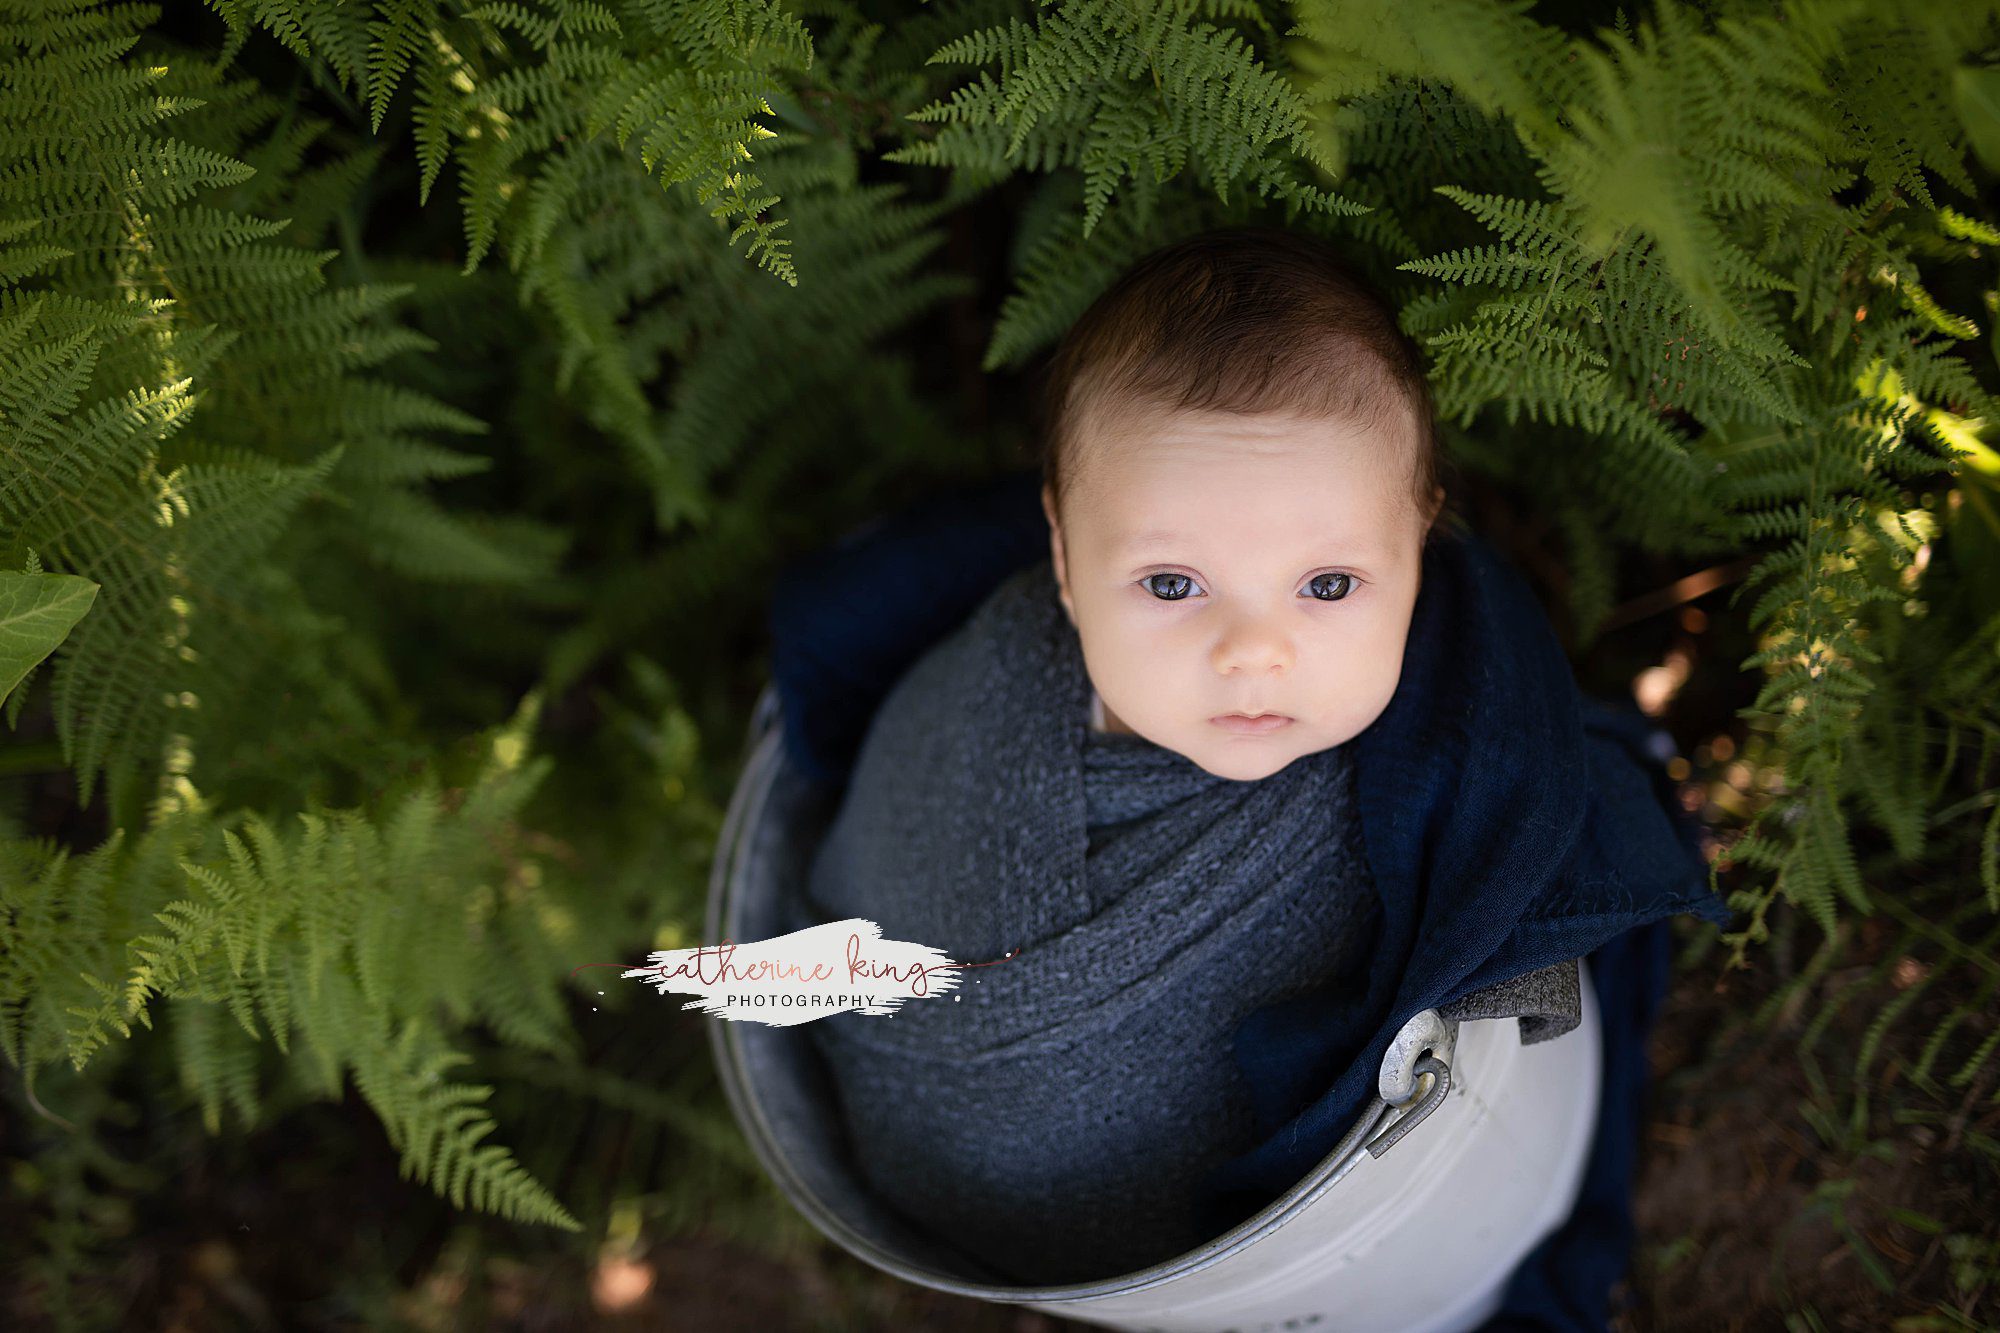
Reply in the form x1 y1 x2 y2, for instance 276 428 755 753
1952 65 2000 174
0 572 99 709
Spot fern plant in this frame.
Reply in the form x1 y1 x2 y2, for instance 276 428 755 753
5 0 2000 1322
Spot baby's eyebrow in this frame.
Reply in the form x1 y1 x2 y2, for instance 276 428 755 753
1116 531 1378 563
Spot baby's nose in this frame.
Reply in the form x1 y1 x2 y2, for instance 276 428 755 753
1212 616 1295 675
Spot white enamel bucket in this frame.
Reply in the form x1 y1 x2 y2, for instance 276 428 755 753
705 685 1604 1332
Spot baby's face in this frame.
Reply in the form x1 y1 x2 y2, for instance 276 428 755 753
1044 404 1440 782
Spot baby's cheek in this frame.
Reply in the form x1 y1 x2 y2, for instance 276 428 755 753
1360 644 1408 728
1323 652 1403 742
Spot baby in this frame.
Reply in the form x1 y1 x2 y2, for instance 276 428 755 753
803 224 1451 1284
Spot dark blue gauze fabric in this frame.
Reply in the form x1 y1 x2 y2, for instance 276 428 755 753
764 468 1731 1332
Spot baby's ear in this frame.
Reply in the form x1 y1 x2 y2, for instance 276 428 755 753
1041 484 1078 626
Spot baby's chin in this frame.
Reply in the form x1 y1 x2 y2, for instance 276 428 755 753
1175 738 1323 783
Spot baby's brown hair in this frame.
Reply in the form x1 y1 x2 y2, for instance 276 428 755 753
1032 224 1452 538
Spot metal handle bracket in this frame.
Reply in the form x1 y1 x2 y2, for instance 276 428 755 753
1363 1054 1452 1158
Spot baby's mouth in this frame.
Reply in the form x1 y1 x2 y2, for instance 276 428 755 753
1210 712 1294 734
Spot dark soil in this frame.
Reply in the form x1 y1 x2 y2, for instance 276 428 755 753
1617 916 1997 1332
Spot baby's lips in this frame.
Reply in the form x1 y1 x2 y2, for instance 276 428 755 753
1210 712 1295 733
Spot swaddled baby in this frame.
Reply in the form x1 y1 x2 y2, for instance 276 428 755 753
802 226 1450 1285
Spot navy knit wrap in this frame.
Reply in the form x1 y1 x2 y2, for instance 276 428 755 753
801 558 1378 1283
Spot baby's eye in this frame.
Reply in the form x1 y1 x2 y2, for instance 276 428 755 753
1138 572 1358 602
1141 572 1198 601
1304 572 1356 601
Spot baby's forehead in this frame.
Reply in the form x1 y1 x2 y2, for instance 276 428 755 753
1075 410 1417 498
1064 419 1425 555
1079 401 1416 466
